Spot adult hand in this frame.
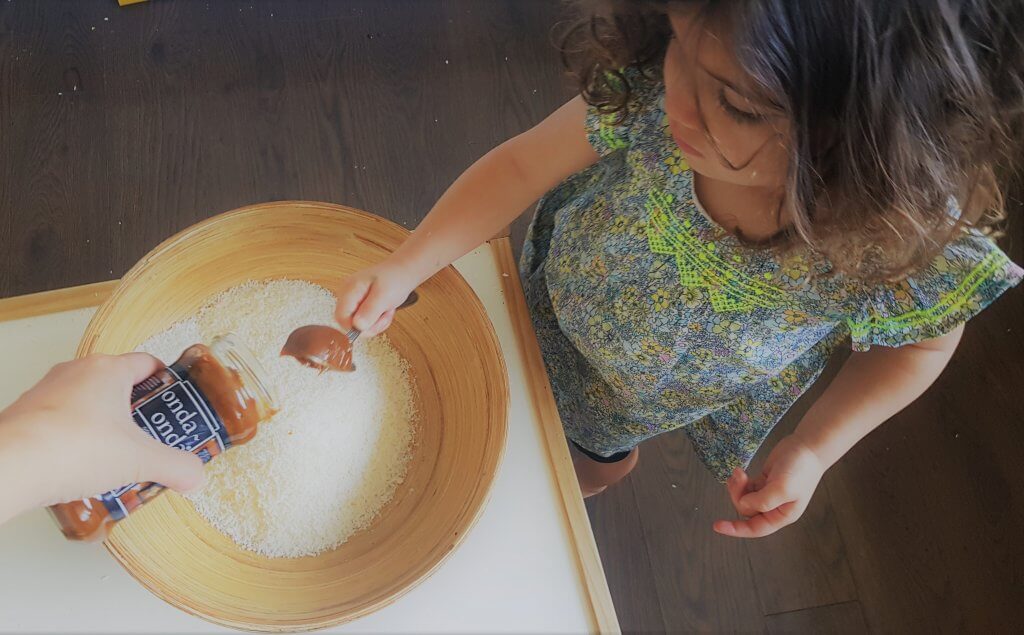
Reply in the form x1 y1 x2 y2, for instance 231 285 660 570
0 353 205 524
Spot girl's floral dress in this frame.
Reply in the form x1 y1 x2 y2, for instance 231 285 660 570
520 74 1023 481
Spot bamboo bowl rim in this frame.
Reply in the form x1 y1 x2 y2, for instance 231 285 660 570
76 201 509 631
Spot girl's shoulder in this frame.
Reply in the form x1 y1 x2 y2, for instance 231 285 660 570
803 228 1022 351
584 66 666 158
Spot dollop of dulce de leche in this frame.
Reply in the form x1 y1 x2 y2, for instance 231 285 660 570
280 325 355 373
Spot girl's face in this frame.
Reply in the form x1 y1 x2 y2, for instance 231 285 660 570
663 7 791 190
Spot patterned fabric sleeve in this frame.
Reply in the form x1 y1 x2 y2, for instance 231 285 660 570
844 230 1022 352
584 66 664 157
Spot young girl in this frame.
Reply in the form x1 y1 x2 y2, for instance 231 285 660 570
334 1 1024 538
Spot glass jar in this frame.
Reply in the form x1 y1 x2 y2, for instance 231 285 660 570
48 334 277 541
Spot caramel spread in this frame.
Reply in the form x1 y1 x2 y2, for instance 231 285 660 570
280 325 355 373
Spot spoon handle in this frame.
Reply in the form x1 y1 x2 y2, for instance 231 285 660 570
346 290 419 342
397 290 420 310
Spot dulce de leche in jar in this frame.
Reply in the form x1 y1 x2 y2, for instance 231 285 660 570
49 334 277 541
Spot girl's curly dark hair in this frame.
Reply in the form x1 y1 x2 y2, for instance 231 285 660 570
560 0 1024 280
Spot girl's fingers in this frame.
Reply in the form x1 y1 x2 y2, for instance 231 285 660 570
364 309 396 337
714 503 797 538
351 283 395 332
739 481 793 514
334 279 372 330
725 468 751 515
712 518 745 537
714 515 773 538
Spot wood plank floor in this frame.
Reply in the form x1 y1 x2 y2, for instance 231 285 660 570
2 2 1022 632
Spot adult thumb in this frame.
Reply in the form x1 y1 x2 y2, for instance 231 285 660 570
144 444 206 494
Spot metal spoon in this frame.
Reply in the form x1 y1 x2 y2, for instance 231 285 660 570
280 290 419 373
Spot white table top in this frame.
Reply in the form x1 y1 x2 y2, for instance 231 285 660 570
0 245 612 633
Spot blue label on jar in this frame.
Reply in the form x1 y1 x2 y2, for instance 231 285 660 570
100 364 229 520
133 367 224 453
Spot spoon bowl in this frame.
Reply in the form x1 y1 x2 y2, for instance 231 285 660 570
282 290 420 373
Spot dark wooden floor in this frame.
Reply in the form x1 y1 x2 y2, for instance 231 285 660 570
2 1 1022 632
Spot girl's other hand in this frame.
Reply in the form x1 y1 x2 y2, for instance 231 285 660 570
334 262 418 337
712 434 825 538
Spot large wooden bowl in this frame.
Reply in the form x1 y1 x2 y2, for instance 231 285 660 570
76 201 508 631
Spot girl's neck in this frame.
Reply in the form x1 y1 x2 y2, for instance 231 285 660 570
692 171 788 242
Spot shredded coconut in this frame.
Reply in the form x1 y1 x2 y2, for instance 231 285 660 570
137 279 416 558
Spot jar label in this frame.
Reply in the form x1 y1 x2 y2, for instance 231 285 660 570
99 364 229 520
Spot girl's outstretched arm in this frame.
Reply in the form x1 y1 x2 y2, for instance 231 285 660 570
715 325 963 538
336 97 600 335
